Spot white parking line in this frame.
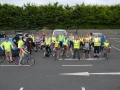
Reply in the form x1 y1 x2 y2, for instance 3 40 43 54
1 65 30 66
111 45 120 51
62 65 93 66
20 87 24 90
59 58 105 60
60 72 120 76
115 40 120 42
82 87 85 90
109 38 120 39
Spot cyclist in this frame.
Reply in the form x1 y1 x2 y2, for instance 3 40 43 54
1 37 14 64
35 34 40 50
18 36 24 49
59 33 64 48
51 35 56 51
73 36 80 60
93 34 101 58
18 45 29 66
61 36 69 57
69 33 74 55
103 39 111 57
53 38 60 57
45 35 52 54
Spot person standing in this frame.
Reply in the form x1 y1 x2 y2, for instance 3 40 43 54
59 33 64 48
69 33 74 49
26 35 33 54
100 34 105 52
18 36 24 49
93 34 101 58
79 34 84 50
35 34 40 50
73 36 80 60
1 37 14 64
31 34 37 52
62 36 69 57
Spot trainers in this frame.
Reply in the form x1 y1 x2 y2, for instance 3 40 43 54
7 61 10 64
11 61 15 64
66 55 69 58
18 64 22 66
72 53 73 55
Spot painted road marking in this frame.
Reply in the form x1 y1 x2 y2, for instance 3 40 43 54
62 65 93 66
20 87 24 90
109 38 120 39
115 40 120 42
82 87 85 90
1 65 30 66
111 45 120 51
59 58 105 60
60 72 120 76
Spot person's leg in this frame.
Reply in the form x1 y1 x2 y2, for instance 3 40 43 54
19 55 23 65
94 46 97 56
9 51 13 64
73 49 76 59
83 51 86 58
77 49 80 60
69 41 71 48
5 51 10 64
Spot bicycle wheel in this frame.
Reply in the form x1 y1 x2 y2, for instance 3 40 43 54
0 54 5 63
14 56 19 65
27 57 35 66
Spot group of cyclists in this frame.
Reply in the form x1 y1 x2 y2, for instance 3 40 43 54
30 32 111 60
0 31 111 65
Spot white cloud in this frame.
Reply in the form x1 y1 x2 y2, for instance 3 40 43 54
0 0 120 6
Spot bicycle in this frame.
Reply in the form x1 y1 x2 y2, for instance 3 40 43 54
15 54 35 66
103 47 111 60
0 53 5 63
36 42 41 51
60 45 68 60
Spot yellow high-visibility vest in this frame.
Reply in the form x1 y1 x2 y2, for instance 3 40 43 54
94 38 100 46
73 40 80 49
104 42 109 47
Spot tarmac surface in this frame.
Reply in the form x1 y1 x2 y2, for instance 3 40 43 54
0 35 120 90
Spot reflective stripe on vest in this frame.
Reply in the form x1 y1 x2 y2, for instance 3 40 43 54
104 42 109 47
55 41 59 47
79 37 84 42
74 40 80 49
94 38 100 46
63 39 68 45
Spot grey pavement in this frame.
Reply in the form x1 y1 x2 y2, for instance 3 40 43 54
0 35 120 90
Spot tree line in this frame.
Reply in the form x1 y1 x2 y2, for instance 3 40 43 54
0 2 120 30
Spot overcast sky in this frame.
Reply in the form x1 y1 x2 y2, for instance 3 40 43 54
0 0 120 6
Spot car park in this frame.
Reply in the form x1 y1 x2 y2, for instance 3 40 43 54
53 29 67 38
0 31 6 38
12 33 29 46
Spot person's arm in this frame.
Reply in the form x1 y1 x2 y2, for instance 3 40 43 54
10 42 14 49
22 49 28 55
1 42 4 50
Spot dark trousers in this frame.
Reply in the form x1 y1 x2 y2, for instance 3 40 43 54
69 41 73 48
73 49 80 59
27 45 31 54
46 45 51 53
94 46 100 54
59 41 62 48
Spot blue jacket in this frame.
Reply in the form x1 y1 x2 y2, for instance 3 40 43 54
100 35 105 44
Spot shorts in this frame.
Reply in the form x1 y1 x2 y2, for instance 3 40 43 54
33 42 35 47
5 51 12 57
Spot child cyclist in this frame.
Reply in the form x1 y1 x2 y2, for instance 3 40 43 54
103 39 111 57
19 45 29 66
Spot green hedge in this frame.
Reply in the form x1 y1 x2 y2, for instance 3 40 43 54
0 3 120 30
